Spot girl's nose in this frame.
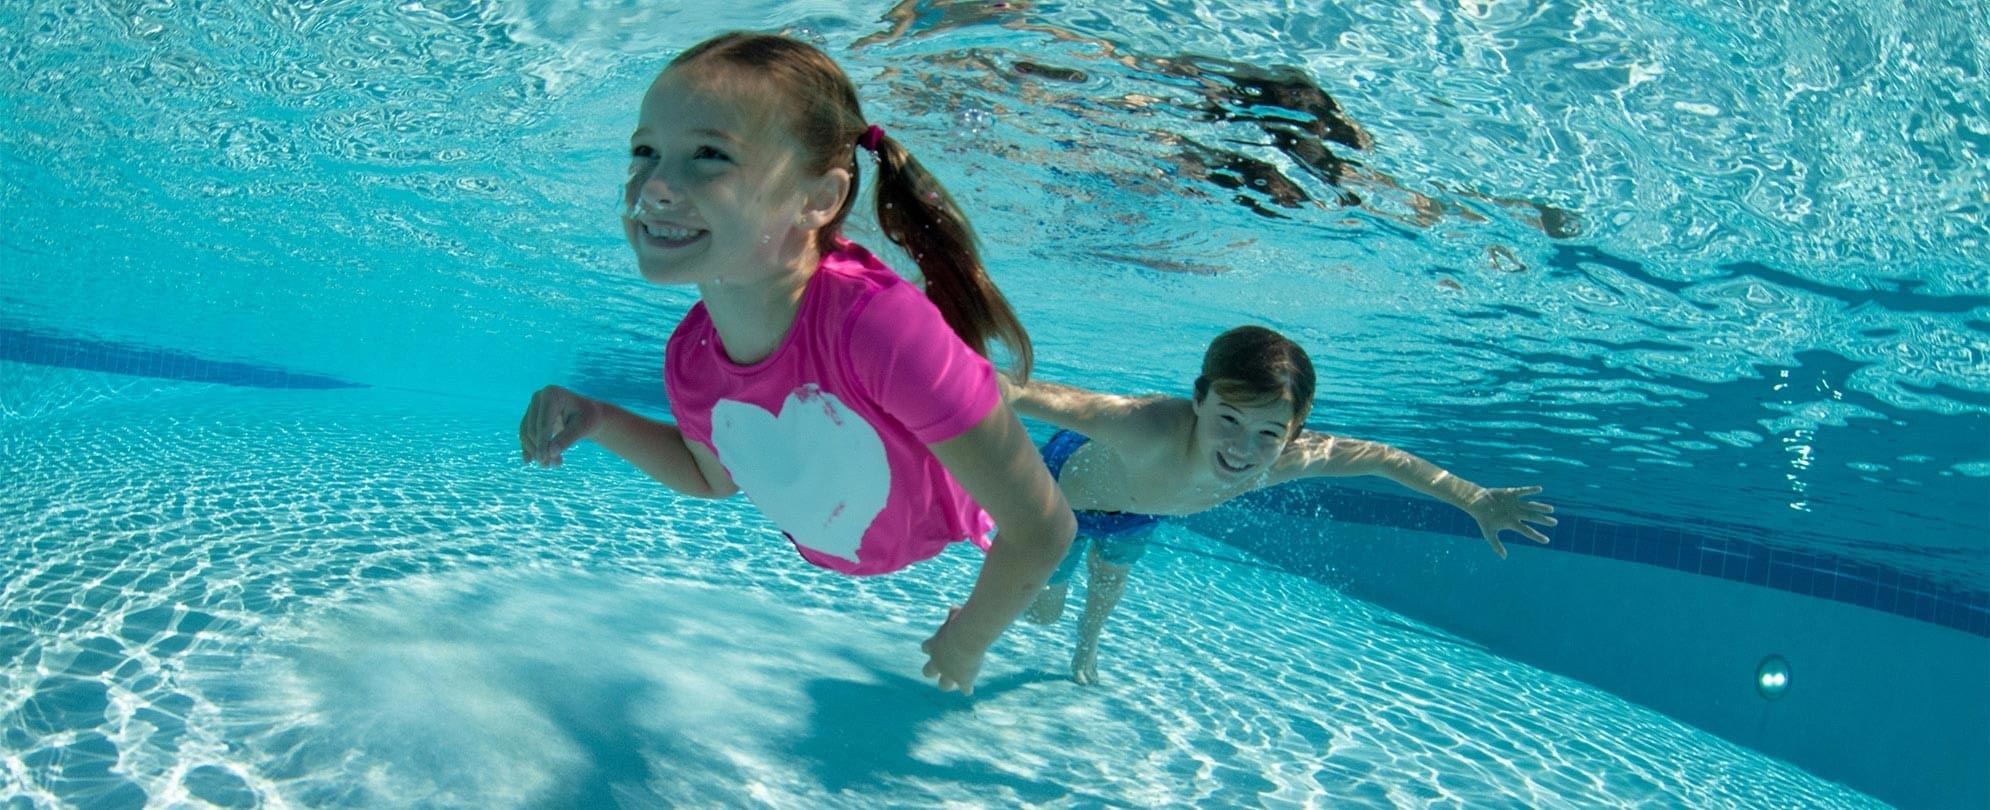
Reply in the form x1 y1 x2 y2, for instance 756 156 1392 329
638 173 675 207
625 167 677 218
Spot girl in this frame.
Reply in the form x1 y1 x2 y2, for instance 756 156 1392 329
518 32 1076 697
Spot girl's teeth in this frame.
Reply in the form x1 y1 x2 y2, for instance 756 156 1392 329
646 223 697 240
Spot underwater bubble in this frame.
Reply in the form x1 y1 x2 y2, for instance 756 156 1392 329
954 104 992 136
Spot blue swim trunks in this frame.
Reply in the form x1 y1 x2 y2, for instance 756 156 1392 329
1039 430 1161 585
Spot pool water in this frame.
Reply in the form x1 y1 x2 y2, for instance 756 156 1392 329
4 377 1887 807
3 0 1984 807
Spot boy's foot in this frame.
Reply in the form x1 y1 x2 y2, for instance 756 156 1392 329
1071 645 1099 685
1024 584 1069 625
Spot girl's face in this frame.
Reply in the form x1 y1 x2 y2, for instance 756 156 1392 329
621 68 833 286
1191 391 1295 483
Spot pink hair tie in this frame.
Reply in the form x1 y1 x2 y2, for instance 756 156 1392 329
857 124 885 153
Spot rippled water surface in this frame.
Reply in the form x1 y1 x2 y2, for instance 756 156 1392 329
2 0 1984 806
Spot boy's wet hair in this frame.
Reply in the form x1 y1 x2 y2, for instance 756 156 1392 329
1192 326 1315 437
668 32 1033 379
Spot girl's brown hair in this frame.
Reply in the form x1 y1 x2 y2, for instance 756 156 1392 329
669 32 1033 379
1193 326 1316 437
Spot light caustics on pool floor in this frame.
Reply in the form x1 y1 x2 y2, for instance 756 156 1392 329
1 378 1884 808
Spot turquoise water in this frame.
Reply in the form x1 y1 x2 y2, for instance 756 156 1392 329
2 0 1983 807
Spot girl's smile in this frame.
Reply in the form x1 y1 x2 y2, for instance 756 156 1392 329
619 67 817 288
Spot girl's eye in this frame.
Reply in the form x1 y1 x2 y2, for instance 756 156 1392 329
630 145 656 160
692 145 731 161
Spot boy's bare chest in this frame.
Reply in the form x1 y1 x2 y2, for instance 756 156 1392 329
1062 442 1250 516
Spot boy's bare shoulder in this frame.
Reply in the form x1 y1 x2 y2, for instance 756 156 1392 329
1094 394 1194 453
1268 429 1345 481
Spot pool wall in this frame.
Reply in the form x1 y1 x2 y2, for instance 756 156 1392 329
1181 482 1990 810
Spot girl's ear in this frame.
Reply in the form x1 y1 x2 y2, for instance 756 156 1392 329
797 166 852 230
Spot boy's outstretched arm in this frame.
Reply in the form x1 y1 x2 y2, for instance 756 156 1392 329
999 374 1173 446
1276 432 1555 558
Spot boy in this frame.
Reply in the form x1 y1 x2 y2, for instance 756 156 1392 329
1004 326 1554 684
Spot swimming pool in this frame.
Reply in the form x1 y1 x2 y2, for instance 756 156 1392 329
2 1 1983 808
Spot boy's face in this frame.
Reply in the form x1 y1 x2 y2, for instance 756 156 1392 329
620 68 817 286
1191 391 1295 482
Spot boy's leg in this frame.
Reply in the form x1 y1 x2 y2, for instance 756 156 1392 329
1071 542 1139 685
1026 534 1089 625
1025 583 1070 624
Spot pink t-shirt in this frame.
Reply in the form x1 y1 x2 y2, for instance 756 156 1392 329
665 240 999 575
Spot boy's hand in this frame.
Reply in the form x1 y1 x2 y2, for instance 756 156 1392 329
1465 486 1557 558
520 385 602 467
920 606 986 696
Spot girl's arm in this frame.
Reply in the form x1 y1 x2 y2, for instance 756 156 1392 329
919 400 1077 696
520 384 738 499
1273 431 1554 557
1001 374 1175 447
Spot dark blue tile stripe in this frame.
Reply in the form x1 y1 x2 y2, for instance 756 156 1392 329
1215 480 1989 639
0 326 364 390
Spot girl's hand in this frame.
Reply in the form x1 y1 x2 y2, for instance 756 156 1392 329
1465 486 1557 558
519 385 603 467
920 606 986 697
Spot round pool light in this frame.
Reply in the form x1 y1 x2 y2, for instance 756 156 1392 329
1756 654 1792 700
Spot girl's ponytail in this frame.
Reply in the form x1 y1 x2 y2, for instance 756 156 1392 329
671 33 1032 379
865 132 1033 381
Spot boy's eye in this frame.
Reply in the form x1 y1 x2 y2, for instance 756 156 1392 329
1259 430 1281 438
1220 415 1238 424
692 145 731 161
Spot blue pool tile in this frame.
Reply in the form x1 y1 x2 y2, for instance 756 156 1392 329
1710 552 1738 578
1719 553 1751 585
1635 535 1662 566
1744 553 1769 586
1199 484 1988 637
1843 562 1879 585
1843 577 1876 608
1768 558 1793 591
1676 542 1701 574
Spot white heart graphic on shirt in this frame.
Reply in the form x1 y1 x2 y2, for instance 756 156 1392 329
710 386 889 563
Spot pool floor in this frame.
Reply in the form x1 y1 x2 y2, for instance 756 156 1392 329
0 370 1883 808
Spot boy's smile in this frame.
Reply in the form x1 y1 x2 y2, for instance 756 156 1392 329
1192 393 1296 482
